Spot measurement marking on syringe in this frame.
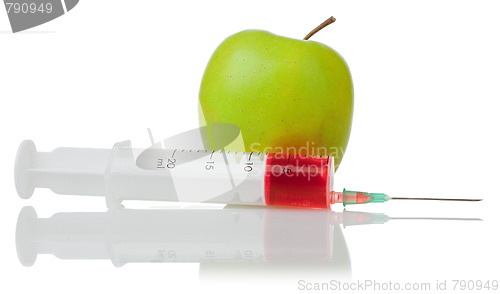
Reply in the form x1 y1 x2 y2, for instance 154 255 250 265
248 152 253 160
210 151 215 159
156 158 165 169
171 150 177 158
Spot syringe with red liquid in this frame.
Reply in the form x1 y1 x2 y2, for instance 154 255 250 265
15 140 481 208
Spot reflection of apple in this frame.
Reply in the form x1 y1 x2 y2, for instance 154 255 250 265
199 17 353 170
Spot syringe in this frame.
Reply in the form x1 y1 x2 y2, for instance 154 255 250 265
15 140 481 209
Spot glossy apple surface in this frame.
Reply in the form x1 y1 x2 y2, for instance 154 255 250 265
199 29 353 170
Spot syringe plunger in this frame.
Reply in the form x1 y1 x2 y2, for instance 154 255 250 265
15 140 111 198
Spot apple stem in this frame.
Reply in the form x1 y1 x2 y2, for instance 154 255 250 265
304 16 336 40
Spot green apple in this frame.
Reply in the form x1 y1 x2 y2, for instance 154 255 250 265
199 17 353 170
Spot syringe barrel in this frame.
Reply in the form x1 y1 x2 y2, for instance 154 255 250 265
16 140 337 209
106 141 268 207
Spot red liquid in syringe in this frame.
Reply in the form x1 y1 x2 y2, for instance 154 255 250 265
264 153 334 208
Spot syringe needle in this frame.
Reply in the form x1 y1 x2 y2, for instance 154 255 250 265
337 190 484 206
390 197 483 202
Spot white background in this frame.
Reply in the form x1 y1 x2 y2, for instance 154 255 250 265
1 0 499 293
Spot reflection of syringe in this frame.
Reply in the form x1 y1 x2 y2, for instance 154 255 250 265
16 206 481 267
334 210 482 228
16 206 348 267
15 140 482 209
